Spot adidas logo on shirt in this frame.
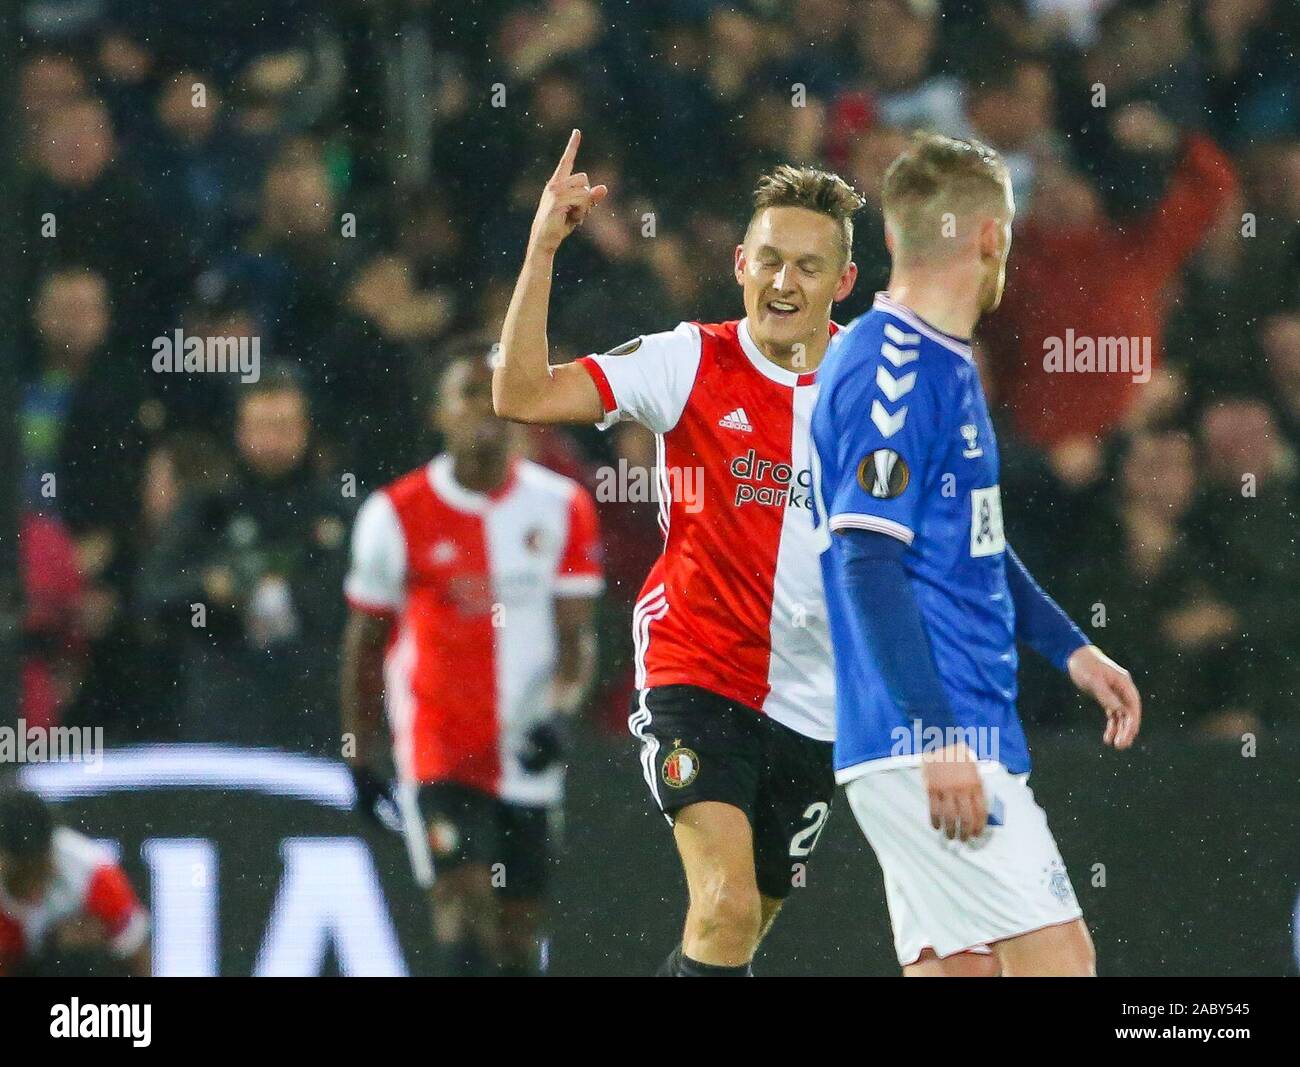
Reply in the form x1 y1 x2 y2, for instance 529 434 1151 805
718 407 753 433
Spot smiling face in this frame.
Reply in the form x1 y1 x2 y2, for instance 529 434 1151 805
736 206 858 354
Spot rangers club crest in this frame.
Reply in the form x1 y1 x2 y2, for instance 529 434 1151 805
1043 860 1075 905
662 741 699 788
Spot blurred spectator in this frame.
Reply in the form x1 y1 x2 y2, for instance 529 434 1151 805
144 270 264 439
854 0 965 135
1200 0 1300 147
1262 311 1300 450
961 46 1059 208
130 72 243 259
841 124 910 315
1080 0 1207 133
984 116 1237 460
224 142 358 367
23 267 115 503
22 269 144 688
23 95 189 336
19 512 85 732
1184 400 1300 732
1064 431 1237 732
329 251 456 483
19 51 87 147
137 364 354 752
126 433 235 740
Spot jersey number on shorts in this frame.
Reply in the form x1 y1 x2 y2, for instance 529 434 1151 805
789 801 830 857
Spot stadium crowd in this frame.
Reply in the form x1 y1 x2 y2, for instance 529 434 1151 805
12 0 1300 751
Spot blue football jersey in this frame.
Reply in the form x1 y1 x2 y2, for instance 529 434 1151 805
811 293 1030 778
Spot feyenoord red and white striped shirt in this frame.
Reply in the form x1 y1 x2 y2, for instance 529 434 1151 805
579 318 835 741
344 455 603 806
0 827 149 973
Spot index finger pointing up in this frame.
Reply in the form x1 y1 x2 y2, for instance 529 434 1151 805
552 129 581 180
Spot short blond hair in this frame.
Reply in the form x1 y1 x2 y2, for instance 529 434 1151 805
881 134 1010 262
749 164 865 265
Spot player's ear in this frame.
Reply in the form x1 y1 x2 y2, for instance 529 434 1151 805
834 261 859 303
978 217 1001 262
734 244 746 285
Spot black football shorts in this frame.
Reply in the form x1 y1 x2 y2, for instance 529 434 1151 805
405 782 552 900
628 684 835 899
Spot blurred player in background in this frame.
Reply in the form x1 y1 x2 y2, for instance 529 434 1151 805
0 788 151 977
495 130 933 977
340 345 603 976
812 134 1142 976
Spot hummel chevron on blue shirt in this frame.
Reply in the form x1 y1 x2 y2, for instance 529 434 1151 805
812 293 1034 780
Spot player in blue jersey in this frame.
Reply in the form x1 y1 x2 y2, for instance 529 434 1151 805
811 134 1142 977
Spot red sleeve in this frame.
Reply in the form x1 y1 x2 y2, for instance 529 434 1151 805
576 356 618 414
84 863 141 939
0 913 24 974
21 513 84 637
554 486 604 596
1130 133 1238 275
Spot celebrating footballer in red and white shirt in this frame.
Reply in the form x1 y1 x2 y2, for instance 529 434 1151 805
341 349 602 976
495 129 873 976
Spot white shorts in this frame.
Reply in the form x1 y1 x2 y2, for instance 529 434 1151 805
845 761 1083 966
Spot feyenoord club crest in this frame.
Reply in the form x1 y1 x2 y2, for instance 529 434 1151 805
662 741 699 788
427 818 461 857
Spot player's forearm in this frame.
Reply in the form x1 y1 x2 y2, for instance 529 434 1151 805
553 635 595 716
495 246 558 421
340 616 388 763
1005 546 1088 671
840 530 956 731
552 602 597 716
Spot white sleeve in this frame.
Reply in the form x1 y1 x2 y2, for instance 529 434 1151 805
578 321 701 433
108 910 151 958
343 492 407 613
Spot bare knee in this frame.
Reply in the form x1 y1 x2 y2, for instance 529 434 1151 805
673 802 762 964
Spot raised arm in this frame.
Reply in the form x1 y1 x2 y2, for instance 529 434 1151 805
494 128 609 425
